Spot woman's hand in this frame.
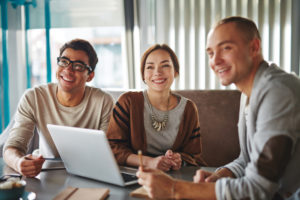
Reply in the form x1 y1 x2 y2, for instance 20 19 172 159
145 155 175 171
165 150 182 170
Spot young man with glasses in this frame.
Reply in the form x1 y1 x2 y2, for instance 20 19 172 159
3 39 114 177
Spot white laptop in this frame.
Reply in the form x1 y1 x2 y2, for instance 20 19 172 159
47 124 138 186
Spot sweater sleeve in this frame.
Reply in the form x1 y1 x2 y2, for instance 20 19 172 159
220 153 248 178
218 93 249 178
106 93 134 165
215 82 297 200
3 90 36 154
177 100 206 166
98 93 114 132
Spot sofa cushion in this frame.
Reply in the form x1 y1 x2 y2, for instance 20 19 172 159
175 90 240 167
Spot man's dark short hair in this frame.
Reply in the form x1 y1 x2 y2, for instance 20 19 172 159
216 16 261 42
59 39 98 73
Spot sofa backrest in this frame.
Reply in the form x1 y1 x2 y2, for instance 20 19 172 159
175 90 241 167
1 90 241 167
109 90 241 167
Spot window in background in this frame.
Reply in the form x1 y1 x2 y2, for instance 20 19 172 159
27 0 127 89
136 0 296 90
0 16 3 129
28 29 47 86
28 27 125 89
50 27 124 89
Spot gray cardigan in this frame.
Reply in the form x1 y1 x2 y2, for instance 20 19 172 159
216 61 300 200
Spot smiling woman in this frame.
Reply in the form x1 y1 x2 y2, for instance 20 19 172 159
106 44 206 172
143 49 178 95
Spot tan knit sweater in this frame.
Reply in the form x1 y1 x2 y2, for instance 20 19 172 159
4 83 114 158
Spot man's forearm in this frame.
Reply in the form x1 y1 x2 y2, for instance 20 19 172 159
215 167 236 178
174 180 216 199
3 147 24 172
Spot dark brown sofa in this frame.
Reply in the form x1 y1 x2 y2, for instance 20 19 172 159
109 90 241 167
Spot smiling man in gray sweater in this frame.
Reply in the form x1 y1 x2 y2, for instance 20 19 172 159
137 16 300 200
3 39 114 177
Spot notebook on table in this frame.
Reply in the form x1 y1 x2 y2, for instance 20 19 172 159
53 187 109 200
47 124 138 186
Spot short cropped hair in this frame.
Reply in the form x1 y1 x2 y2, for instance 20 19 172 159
140 44 180 81
59 39 98 73
216 16 261 42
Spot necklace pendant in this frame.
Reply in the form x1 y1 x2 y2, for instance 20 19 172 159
157 123 162 131
162 121 166 129
151 116 167 132
147 92 171 132
152 120 161 131
152 121 158 129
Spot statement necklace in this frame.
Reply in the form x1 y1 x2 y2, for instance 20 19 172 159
146 92 170 132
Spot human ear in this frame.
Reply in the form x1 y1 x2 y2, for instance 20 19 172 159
174 71 179 78
250 38 261 56
86 71 94 82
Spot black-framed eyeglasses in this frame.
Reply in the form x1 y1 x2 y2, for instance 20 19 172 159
57 57 93 73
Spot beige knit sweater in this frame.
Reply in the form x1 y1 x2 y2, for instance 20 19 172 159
4 83 114 158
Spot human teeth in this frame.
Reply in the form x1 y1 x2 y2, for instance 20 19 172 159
153 79 164 83
219 69 227 73
62 76 74 82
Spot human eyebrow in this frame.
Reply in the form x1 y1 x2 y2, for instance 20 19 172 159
218 40 235 47
160 60 170 64
61 56 86 65
206 40 235 52
60 56 70 60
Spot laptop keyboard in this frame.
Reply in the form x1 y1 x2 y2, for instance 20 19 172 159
121 173 138 182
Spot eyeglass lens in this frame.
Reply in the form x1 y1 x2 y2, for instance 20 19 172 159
57 57 87 72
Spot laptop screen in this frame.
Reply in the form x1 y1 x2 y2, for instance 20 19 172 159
47 124 137 186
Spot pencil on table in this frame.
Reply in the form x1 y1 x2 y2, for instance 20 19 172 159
138 150 143 171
